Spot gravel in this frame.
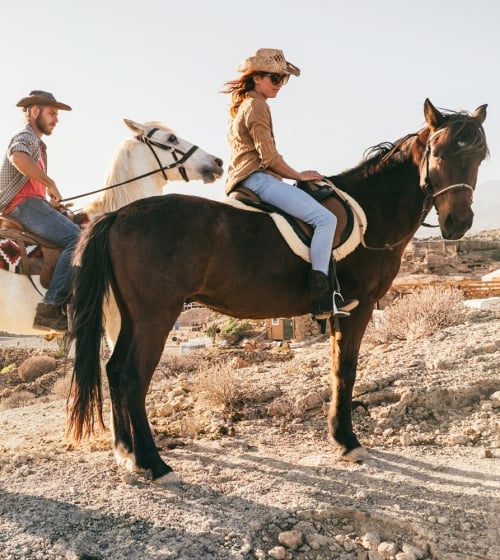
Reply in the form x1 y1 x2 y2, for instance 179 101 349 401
0 308 499 560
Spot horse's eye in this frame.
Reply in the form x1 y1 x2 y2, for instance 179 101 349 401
168 134 177 143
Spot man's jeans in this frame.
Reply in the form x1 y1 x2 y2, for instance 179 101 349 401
242 172 336 274
9 197 81 305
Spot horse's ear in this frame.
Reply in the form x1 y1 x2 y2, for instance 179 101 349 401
123 118 146 136
472 104 487 125
424 98 445 131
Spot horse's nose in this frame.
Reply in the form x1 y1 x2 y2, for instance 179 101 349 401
215 158 223 168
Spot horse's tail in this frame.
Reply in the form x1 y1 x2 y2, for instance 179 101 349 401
67 212 118 441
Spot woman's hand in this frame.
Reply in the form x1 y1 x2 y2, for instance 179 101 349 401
297 170 323 182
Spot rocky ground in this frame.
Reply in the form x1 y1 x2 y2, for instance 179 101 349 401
0 306 499 560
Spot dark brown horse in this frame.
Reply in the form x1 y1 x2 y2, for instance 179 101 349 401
68 99 488 483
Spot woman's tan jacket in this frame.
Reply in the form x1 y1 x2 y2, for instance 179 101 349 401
225 90 285 194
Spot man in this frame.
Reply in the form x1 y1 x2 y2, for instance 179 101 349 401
0 90 80 332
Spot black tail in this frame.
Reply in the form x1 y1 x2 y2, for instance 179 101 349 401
67 212 118 440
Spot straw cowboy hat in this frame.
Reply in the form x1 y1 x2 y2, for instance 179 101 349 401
16 90 72 111
237 48 300 77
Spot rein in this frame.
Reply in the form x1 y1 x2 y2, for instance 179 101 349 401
61 128 199 203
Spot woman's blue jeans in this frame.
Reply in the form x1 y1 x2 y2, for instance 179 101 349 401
9 197 81 305
242 172 336 274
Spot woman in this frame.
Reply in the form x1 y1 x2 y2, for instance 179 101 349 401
223 48 358 319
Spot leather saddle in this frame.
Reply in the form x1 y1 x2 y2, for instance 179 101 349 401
228 179 355 249
0 214 62 289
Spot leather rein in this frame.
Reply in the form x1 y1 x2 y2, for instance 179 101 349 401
61 128 199 204
360 131 474 251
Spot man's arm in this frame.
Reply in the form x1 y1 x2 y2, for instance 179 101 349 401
9 151 62 205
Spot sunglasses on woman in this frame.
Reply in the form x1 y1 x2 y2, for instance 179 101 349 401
260 73 290 86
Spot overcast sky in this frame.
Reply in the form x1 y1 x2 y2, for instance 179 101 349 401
1 0 498 220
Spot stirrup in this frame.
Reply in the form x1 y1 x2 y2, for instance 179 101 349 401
332 291 355 318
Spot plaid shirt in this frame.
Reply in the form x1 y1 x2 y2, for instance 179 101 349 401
0 124 47 211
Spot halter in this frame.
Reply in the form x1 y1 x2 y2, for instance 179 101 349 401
61 128 199 203
361 129 474 252
138 128 199 183
420 130 474 218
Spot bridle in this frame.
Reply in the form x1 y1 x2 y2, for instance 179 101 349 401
61 128 199 203
419 129 474 221
138 128 199 183
361 128 474 251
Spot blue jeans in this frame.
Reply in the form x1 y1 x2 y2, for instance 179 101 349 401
9 197 81 305
242 172 336 274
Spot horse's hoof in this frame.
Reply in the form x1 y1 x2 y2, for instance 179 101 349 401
342 446 370 463
153 471 181 486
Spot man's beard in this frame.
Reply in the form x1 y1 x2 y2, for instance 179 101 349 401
35 115 53 135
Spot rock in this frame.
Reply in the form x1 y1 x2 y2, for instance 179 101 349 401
267 545 286 559
361 532 381 550
296 391 323 411
402 543 427 559
278 530 302 549
304 532 334 550
231 357 250 368
378 541 399 557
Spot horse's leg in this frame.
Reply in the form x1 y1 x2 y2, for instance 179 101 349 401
328 304 373 462
106 326 137 472
122 323 177 482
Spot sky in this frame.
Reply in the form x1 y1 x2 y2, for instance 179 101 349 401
1 0 499 233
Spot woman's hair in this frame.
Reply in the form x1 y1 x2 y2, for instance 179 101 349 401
221 70 257 119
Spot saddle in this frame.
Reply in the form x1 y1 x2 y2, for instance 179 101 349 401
227 179 367 262
0 214 62 289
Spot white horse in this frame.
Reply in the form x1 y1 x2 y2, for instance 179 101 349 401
0 119 224 337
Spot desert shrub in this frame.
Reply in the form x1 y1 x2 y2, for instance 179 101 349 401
52 373 73 399
159 354 207 377
491 248 500 261
54 334 72 359
0 390 35 410
368 285 465 343
196 360 244 411
18 355 57 382
219 318 253 345
205 323 220 343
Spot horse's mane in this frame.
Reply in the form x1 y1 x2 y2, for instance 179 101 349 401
85 122 175 216
336 107 488 183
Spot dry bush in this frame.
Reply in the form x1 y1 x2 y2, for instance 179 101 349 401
52 373 73 399
196 360 244 411
0 390 35 410
159 354 207 378
18 355 57 383
368 285 465 343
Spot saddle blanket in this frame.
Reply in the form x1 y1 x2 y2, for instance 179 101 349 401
223 182 367 263
0 237 41 273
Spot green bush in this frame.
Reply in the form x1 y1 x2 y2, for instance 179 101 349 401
219 318 253 344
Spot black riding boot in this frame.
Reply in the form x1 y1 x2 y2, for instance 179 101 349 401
309 270 358 320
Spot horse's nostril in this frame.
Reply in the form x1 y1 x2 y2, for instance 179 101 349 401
215 158 223 168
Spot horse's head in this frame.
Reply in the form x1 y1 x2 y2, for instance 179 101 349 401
124 119 224 184
420 99 488 240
